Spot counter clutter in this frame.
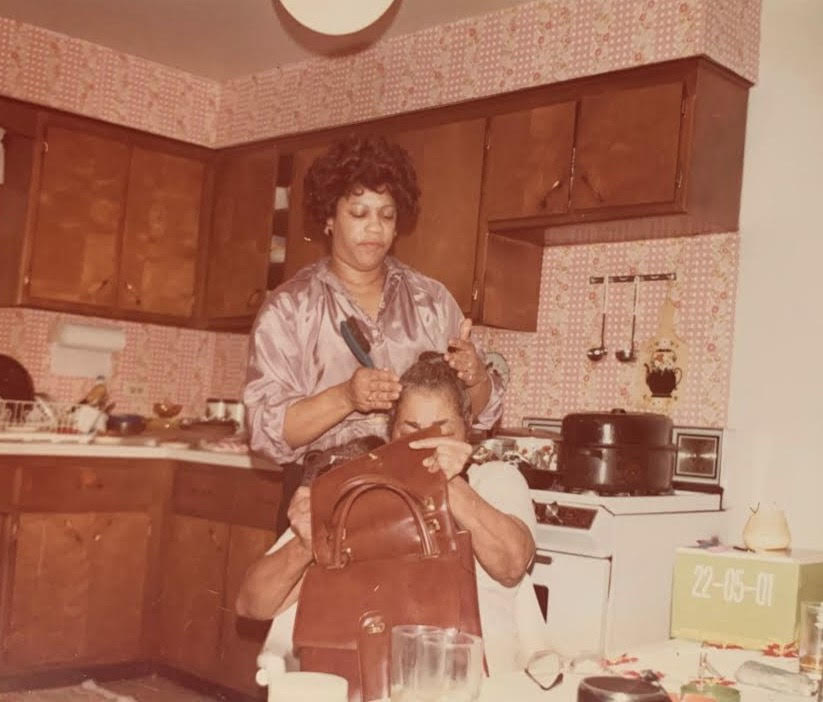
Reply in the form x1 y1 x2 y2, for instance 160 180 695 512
478 639 817 701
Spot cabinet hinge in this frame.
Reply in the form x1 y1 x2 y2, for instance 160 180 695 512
675 171 683 189
484 132 491 152
472 284 480 302
681 96 687 116
23 272 31 288
43 140 49 154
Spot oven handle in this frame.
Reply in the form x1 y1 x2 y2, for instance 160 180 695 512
534 553 554 566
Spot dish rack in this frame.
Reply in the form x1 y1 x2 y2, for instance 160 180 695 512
0 399 96 443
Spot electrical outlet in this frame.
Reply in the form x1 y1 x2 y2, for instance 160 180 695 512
125 383 148 399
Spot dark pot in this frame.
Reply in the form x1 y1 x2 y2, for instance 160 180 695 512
106 413 147 435
559 410 675 493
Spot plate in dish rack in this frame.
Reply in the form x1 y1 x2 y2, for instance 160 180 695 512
485 351 510 387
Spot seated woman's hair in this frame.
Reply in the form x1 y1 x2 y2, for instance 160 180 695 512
304 134 421 234
393 351 472 432
301 435 385 485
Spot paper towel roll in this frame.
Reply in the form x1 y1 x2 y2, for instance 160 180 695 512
49 322 126 378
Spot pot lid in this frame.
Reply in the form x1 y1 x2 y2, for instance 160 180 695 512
562 409 673 447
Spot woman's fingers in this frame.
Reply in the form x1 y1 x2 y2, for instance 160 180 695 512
410 437 472 480
347 367 401 412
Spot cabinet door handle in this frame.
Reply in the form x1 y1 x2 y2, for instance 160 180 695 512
534 553 554 566
579 173 605 203
247 288 263 308
539 179 563 209
125 281 142 306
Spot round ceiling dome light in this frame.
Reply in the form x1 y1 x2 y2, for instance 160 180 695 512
278 0 396 36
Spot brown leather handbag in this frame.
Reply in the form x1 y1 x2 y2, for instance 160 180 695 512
292 428 483 702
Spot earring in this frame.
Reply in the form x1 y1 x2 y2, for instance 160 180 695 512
324 223 332 237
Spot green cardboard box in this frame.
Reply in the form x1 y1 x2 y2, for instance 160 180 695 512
671 547 823 649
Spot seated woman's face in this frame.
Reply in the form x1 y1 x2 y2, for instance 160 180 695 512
391 388 467 442
328 186 397 272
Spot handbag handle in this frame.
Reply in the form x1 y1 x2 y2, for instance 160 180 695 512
329 473 439 568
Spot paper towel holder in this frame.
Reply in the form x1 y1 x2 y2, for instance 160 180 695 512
49 321 126 379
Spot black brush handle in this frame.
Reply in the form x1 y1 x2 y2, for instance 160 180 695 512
340 318 374 368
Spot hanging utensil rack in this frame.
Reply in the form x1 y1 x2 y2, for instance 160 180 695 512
589 272 676 284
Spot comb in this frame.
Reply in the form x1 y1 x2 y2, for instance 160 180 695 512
340 316 374 368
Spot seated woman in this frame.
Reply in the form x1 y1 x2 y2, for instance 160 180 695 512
236 352 545 674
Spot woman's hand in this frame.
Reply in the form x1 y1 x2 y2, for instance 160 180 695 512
445 319 489 389
409 437 473 481
345 367 402 413
287 487 313 550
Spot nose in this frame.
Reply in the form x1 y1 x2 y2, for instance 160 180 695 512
365 211 384 232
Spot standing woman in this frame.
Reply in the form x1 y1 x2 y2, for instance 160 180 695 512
244 135 504 532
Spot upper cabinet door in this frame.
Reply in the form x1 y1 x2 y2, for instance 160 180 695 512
571 81 685 211
205 146 276 321
282 145 331 282
483 102 576 221
118 147 206 318
391 119 487 314
28 126 130 306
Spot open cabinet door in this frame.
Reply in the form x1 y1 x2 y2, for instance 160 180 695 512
479 233 543 332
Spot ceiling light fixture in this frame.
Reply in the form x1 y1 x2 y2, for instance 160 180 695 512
278 0 396 36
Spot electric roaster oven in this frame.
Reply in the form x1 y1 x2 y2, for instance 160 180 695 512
487 411 724 656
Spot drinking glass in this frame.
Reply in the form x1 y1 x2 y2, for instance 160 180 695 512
413 630 484 702
390 625 442 702
799 601 823 680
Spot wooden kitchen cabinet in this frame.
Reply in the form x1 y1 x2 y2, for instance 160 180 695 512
282 144 331 282
484 59 748 243
118 146 207 318
156 514 229 676
218 524 276 697
390 119 486 314
26 125 130 308
570 81 684 211
3 511 150 668
483 101 576 220
1 109 211 324
204 144 277 326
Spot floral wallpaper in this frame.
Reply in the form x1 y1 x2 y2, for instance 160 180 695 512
1 1 760 147
215 0 761 145
473 232 739 428
0 307 248 418
0 16 220 146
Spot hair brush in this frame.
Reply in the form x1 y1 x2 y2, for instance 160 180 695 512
340 316 374 368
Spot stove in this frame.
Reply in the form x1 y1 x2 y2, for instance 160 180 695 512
528 484 724 656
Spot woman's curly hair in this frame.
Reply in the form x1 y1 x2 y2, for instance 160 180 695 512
390 351 472 435
304 134 421 235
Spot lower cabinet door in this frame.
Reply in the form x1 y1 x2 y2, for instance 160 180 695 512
4 512 150 667
218 524 277 696
156 515 229 675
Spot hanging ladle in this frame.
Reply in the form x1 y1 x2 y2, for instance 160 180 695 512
587 276 609 362
616 275 639 363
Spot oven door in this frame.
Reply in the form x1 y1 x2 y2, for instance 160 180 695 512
530 549 611 655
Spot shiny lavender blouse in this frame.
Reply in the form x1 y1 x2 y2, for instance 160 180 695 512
243 256 504 465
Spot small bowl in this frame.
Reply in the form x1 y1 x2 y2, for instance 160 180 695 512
106 413 147 435
153 402 182 418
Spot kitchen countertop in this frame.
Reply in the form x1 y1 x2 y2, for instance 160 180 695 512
0 437 279 471
478 638 812 701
